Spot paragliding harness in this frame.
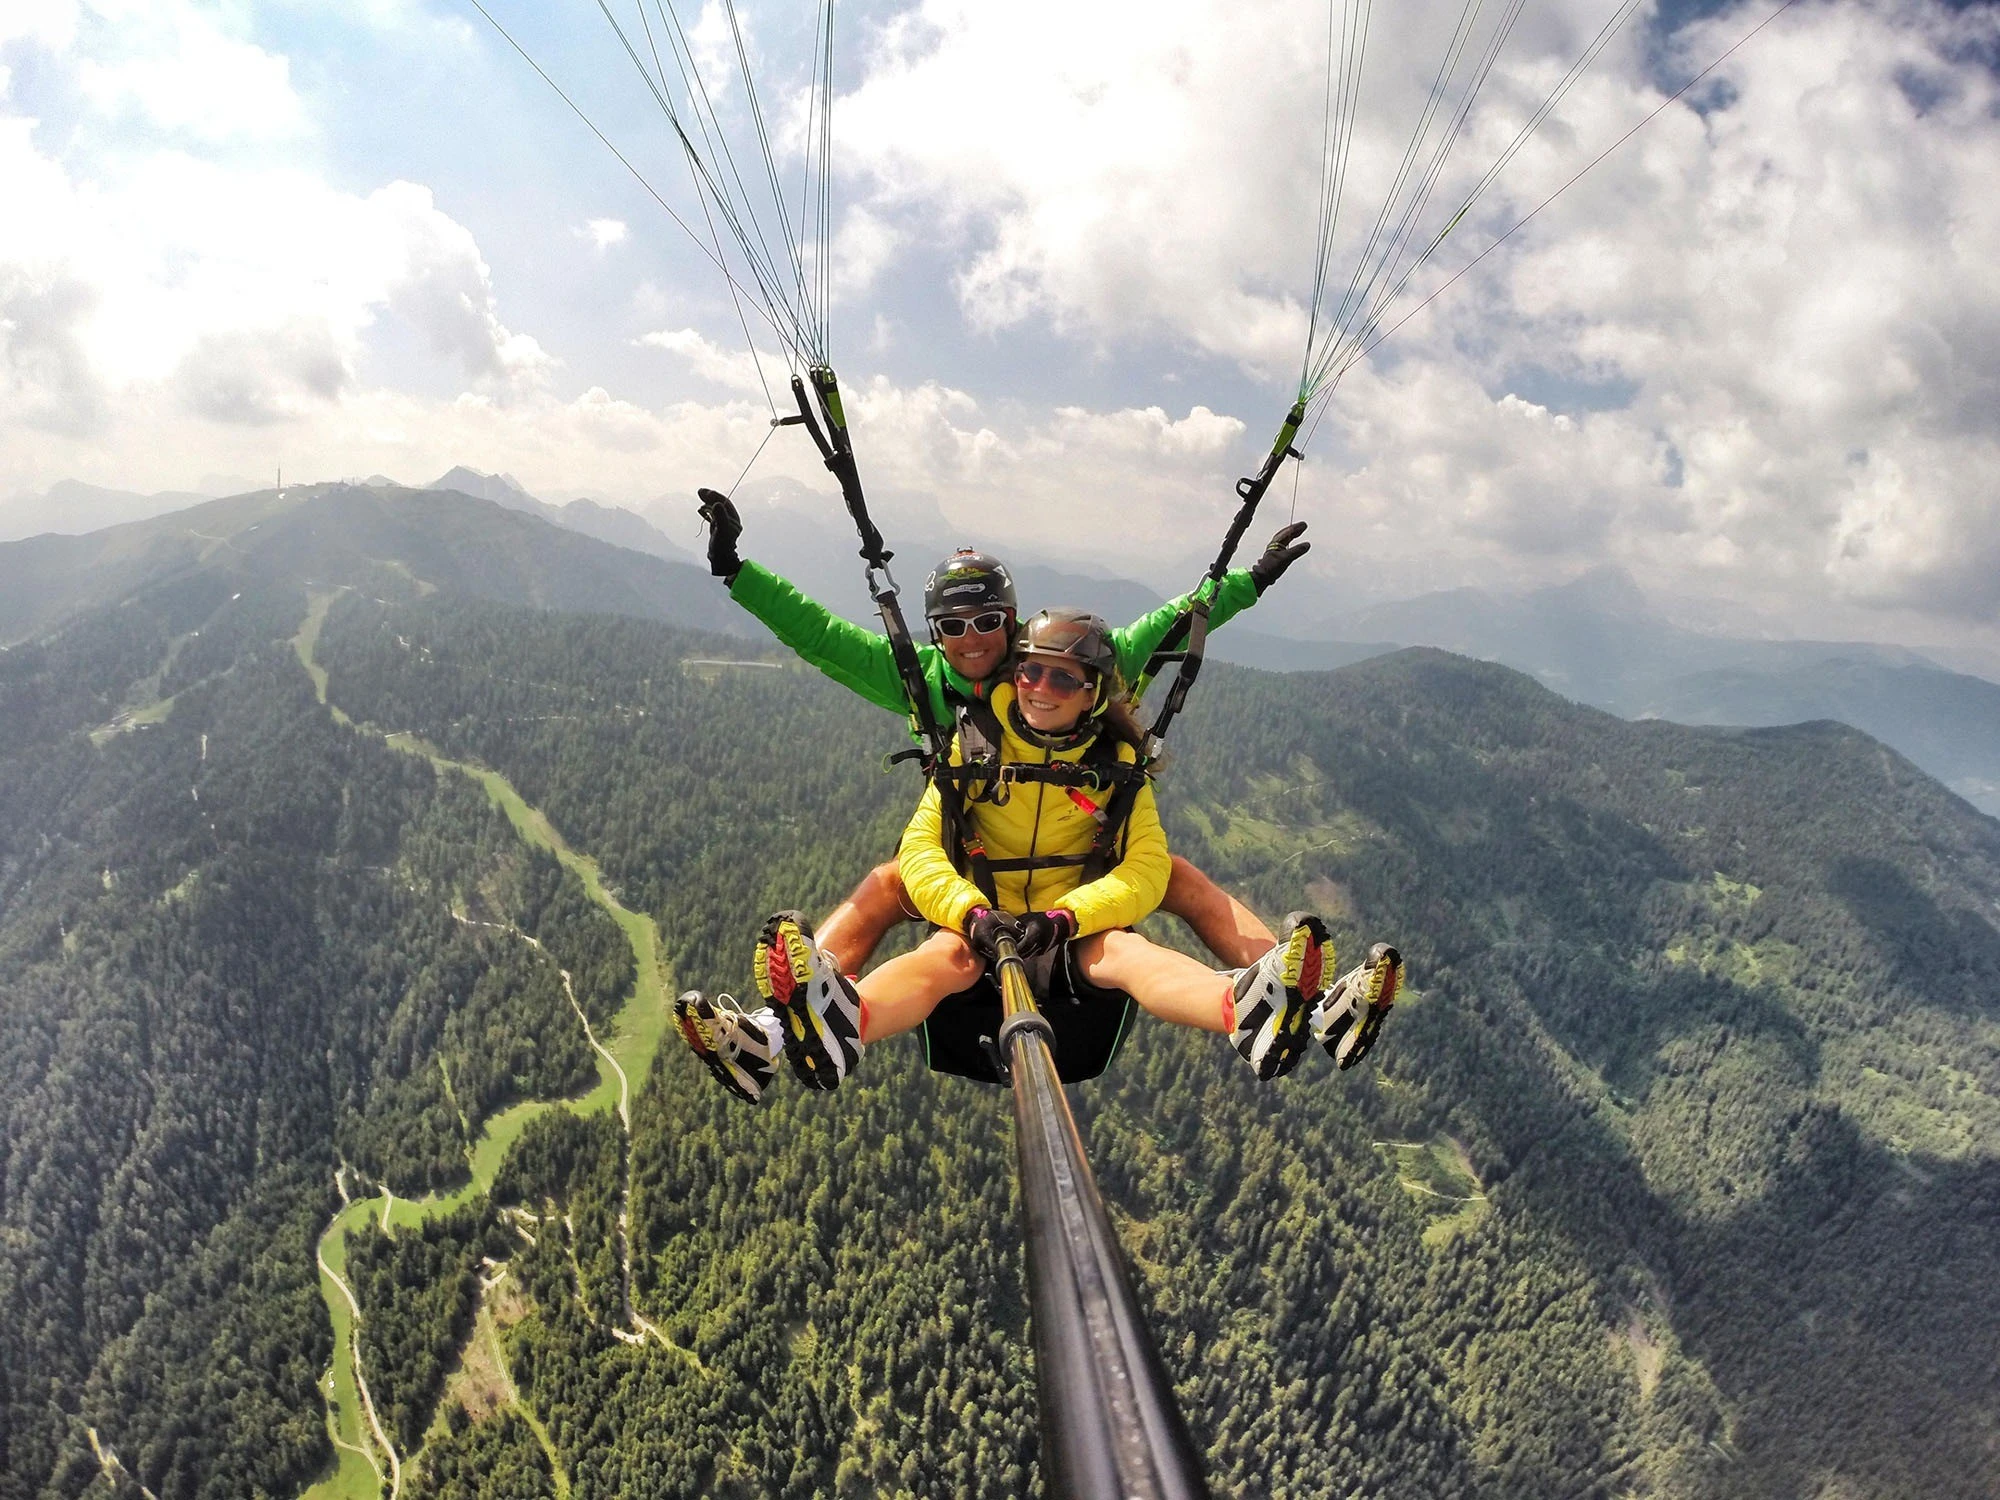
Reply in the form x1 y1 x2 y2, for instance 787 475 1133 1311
919 698 1154 1086
930 697 1152 900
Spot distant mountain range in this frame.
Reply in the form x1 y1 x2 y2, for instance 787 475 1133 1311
1335 566 2000 816
0 479 219 541
5 474 1995 817
0 482 736 645
0 467 699 570
428 466 699 566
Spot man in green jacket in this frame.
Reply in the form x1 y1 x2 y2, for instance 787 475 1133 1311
693 488 1305 977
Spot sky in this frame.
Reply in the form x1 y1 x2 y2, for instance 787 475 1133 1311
3 0 1999 651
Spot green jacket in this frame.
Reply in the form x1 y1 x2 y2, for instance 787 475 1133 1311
727 560 1261 732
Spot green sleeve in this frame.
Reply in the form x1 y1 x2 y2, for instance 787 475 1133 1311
727 560 917 716
1109 568 1262 685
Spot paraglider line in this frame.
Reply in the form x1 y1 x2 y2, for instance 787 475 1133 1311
726 420 779 498
463 0 794 356
1353 0 1808 372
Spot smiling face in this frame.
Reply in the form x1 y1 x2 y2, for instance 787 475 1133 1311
933 607 1013 681
1013 656 1095 734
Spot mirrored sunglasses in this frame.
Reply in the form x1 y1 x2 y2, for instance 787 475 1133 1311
933 609 1011 638
1015 660 1092 696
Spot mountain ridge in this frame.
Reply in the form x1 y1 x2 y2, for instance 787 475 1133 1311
0 482 738 645
4 543 1999 1497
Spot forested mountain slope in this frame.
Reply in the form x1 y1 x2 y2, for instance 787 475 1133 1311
0 485 738 644
3 572 1997 1499
318 598 2000 1499
0 582 653 1497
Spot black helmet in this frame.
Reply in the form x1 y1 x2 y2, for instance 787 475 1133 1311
1017 607 1119 685
923 548 1017 619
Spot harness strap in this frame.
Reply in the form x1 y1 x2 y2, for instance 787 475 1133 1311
790 366 986 892
940 703 1153 892
980 853 1094 874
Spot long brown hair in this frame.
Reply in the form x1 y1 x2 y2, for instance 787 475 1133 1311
1098 681 1150 757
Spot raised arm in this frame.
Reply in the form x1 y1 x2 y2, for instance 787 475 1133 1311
700 488 922 717
1108 522 1310 685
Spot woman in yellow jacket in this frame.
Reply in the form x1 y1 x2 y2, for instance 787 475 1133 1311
676 611 1401 1101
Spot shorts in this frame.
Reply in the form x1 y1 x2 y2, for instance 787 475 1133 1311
920 936 1139 1086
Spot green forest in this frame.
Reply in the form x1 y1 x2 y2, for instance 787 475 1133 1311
4 565 1999 1499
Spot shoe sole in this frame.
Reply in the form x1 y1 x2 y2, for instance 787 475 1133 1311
1335 945 1402 1071
1260 915 1328 1081
675 993 761 1104
757 911 842 1091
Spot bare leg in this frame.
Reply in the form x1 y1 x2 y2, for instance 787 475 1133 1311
854 929 982 1043
815 859 918 974
1073 929 1234 1034
1160 855 1275 968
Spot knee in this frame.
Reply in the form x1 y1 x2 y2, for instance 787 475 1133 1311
921 929 984 986
1083 929 1134 967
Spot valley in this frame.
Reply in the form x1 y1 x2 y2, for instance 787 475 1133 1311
291 598 672 1500
2 494 1997 1499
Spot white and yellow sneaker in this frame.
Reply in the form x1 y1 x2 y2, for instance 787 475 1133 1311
1229 912 1329 1082
755 910 864 1091
1315 942 1402 1070
674 991 783 1104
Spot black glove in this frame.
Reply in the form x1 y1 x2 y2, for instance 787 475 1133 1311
963 906 1023 963
1249 521 1310 595
1015 908 1076 957
697 487 742 582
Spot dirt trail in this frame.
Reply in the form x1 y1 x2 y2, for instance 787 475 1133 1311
87 1425 161 1500
317 1230 402 1497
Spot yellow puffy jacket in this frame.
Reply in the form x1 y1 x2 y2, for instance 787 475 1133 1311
898 682 1170 937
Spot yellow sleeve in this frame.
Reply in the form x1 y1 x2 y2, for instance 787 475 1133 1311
1053 780 1170 935
897 782 988 934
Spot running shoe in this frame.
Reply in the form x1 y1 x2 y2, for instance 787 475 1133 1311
674 991 782 1104
755 910 864 1090
1315 942 1403 1070
1229 912 1329 1082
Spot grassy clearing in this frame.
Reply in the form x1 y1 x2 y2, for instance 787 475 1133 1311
303 1199 392 1500
437 1293 514 1430
89 692 184 746
1376 1135 1491 1248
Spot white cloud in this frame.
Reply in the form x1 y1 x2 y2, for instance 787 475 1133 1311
0 2 79 51
833 205 898 300
838 0 1573 369
0 122 550 416
0 0 551 467
75 0 303 142
7 0 2000 651
636 326 772 396
833 0 2000 625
